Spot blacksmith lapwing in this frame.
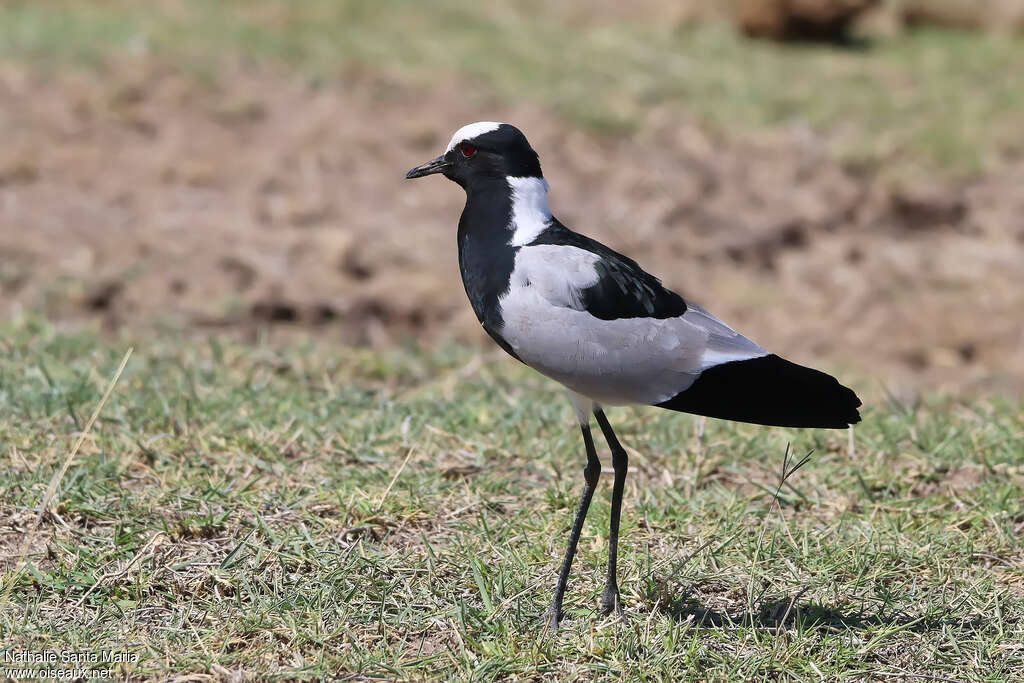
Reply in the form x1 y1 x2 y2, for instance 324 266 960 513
406 122 861 628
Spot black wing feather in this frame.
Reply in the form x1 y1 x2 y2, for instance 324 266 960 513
527 220 687 320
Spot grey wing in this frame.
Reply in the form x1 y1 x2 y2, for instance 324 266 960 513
682 301 768 369
497 244 767 405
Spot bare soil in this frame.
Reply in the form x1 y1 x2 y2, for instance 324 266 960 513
2 59 1022 395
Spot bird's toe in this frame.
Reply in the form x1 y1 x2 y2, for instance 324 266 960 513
599 587 625 619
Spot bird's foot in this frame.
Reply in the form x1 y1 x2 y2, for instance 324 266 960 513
544 606 562 631
600 585 625 620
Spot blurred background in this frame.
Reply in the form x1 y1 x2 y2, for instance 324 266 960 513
1 0 1022 396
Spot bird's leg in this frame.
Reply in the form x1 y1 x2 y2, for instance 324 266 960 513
595 408 628 618
546 422 601 629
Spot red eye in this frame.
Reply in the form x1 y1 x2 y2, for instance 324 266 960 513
459 143 477 157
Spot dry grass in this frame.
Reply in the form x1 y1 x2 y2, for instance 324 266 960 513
1 321 1022 679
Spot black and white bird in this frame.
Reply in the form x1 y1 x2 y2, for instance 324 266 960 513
406 122 861 628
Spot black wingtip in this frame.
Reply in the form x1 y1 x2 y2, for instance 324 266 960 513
656 354 862 429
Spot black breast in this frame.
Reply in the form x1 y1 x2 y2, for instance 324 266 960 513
456 179 521 358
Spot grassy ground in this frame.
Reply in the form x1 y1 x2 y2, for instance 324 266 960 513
2 2 1023 679
1 0 1022 172
1 320 1022 679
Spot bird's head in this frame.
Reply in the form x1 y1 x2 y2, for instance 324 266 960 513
406 122 543 188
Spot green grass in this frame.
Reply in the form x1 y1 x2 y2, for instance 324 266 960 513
2 320 1022 679
1 1 1023 172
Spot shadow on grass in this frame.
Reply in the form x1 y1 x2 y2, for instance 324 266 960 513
649 588 985 633
775 33 875 52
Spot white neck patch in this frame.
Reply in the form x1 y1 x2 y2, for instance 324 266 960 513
445 121 502 153
507 176 552 246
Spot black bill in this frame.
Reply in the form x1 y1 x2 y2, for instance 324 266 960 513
405 155 450 179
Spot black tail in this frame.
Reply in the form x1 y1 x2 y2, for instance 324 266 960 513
655 354 861 429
